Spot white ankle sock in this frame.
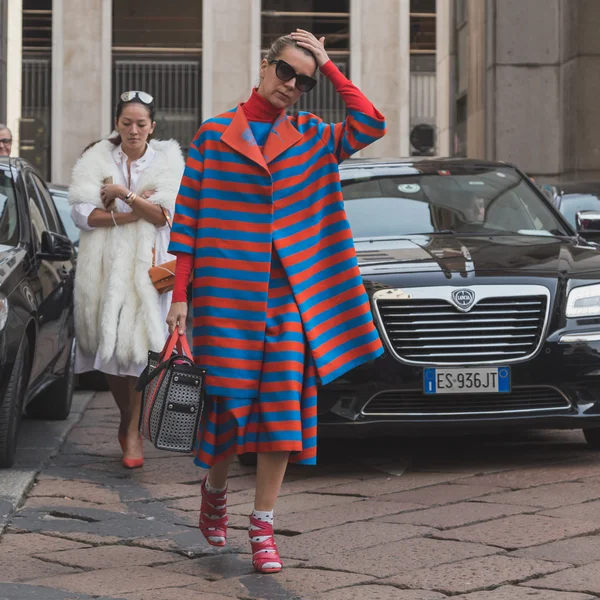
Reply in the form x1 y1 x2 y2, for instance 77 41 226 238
250 509 281 570
203 478 227 544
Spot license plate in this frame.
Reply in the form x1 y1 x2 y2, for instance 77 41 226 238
423 367 510 394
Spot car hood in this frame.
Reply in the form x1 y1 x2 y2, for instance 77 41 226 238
355 234 600 277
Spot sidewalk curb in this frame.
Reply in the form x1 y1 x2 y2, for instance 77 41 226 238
0 391 96 535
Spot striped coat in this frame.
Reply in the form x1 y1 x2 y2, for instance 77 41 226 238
169 105 386 398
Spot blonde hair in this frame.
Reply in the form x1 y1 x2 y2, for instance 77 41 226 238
265 35 316 66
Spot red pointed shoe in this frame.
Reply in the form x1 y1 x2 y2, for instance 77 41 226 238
199 475 228 547
249 515 283 574
122 456 144 469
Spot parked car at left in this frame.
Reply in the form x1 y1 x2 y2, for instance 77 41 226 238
48 183 79 251
0 157 76 467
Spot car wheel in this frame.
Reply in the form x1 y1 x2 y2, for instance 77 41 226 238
27 338 75 421
237 452 257 467
0 338 30 468
583 428 600 449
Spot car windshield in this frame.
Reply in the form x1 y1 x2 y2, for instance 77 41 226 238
51 191 79 245
0 168 19 247
560 194 600 229
341 166 570 239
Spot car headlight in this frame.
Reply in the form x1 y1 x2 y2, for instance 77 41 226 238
566 284 600 318
0 294 8 330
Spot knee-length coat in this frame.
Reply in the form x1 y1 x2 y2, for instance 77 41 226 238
169 105 386 398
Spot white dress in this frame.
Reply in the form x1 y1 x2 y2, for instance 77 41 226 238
72 143 174 377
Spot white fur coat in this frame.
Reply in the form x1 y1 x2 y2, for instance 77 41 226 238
68 138 185 367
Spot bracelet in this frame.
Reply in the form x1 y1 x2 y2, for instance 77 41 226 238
124 191 134 204
111 210 118 228
129 193 137 205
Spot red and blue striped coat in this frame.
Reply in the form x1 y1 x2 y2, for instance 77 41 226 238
169 105 386 397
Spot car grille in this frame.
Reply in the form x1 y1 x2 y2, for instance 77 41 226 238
376 295 548 365
362 386 571 416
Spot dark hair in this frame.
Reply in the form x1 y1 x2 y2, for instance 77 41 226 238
265 35 317 71
109 96 156 146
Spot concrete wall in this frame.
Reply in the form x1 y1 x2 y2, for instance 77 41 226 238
0 0 7 124
51 0 111 184
5 0 22 154
436 0 454 156
202 0 260 119
350 0 410 157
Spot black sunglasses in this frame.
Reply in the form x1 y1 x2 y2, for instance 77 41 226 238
268 60 317 93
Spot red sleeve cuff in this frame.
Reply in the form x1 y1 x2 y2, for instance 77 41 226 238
172 252 193 303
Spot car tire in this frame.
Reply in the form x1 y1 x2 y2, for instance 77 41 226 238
237 452 257 467
583 428 600 449
0 338 30 468
27 338 75 421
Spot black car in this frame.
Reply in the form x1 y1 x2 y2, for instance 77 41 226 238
316 158 600 448
547 182 600 244
0 157 76 467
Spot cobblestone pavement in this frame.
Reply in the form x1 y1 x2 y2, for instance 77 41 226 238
3 392 600 599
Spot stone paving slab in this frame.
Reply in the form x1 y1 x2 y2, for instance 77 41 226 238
435 514 600 548
308 537 500 578
228 492 358 516
379 501 531 529
127 589 236 600
274 498 424 534
527 561 600 594
28 566 209 596
204 567 373 599
316 587 447 600
510 536 600 565
277 521 435 560
0 554 81 582
479 482 600 509
32 544 181 569
455 585 596 599
541 499 600 523
0 583 125 600
372 483 508 505
0 532 90 555
382 554 570 594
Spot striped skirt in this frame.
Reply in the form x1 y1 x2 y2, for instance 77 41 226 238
194 250 318 468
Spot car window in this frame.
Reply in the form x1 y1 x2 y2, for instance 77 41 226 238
560 194 600 229
0 168 19 247
51 191 79 245
30 173 63 234
24 173 50 250
342 167 569 239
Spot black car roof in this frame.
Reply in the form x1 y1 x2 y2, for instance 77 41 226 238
339 156 514 173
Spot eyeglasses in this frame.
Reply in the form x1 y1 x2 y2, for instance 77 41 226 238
268 60 317 93
0 139 12 145
120 91 154 105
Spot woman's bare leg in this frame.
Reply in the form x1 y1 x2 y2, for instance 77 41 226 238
123 377 143 457
255 451 289 510
207 453 236 489
104 374 130 439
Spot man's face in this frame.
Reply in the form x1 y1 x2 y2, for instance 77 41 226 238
0 129 12 156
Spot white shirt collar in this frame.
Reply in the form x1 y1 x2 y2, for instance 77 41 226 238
111 143 156 168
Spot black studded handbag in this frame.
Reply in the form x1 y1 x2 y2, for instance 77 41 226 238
136 331 206 453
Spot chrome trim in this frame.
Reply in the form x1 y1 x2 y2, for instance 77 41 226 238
361 385 572 417
373 285 551 366
559 332 600 344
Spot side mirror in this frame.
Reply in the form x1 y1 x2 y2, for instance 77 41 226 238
39 231 73 261
576 211 600 234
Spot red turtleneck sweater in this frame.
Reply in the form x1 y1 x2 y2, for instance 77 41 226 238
171 61 379 303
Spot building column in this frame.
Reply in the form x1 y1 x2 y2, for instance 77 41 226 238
202 0 261 120
351 0 411 157
435 0 453 156
51 0 111 184
6 0 22 154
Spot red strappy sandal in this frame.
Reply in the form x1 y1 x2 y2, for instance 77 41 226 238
199 475 228 547
249 515 283 574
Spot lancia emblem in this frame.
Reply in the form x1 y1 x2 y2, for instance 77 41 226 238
451 288 476 312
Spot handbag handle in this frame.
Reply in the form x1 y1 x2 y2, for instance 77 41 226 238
151 207 172 268
160 329 193 361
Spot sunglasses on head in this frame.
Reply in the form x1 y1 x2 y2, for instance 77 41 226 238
268 60 317 93
120 90 154 105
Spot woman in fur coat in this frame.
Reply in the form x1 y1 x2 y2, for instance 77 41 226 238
69 91 184 468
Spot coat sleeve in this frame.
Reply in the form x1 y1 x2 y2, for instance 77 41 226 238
168 132 203 255
313 63 386 163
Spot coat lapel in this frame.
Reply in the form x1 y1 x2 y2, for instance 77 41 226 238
221 106 268 172
263 112 303 164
